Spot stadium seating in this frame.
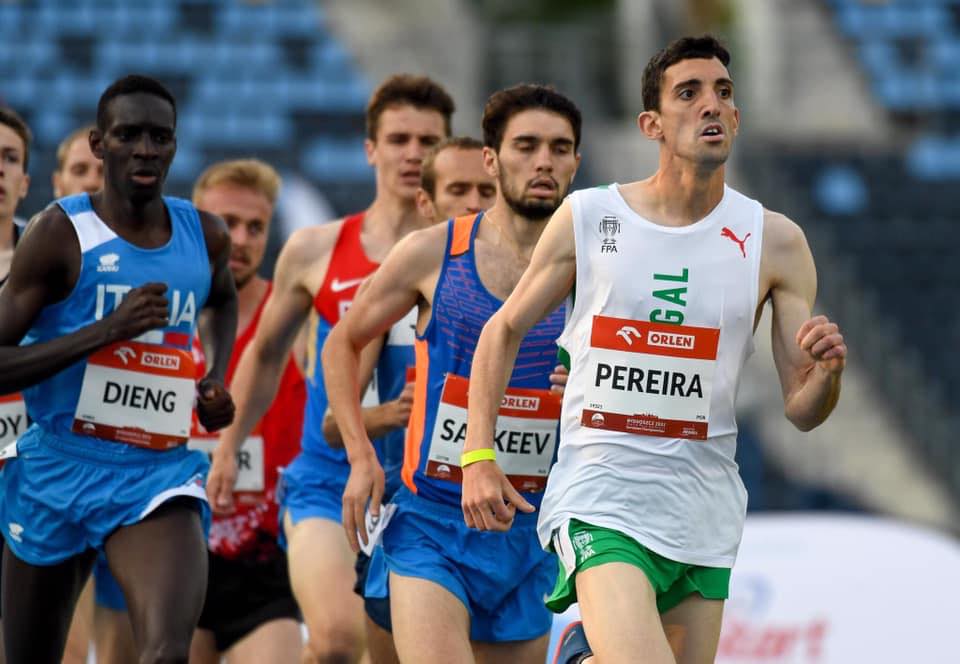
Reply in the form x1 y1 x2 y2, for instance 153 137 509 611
0 0 375 215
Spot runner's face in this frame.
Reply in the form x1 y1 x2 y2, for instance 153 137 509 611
195 184 272 289
93 93 176 204
53 135 103 197
0 124 30 223
489 109 579 221
367 105 446 202
654 57 738 168
428 147 496 219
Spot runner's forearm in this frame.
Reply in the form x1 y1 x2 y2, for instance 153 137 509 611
465 314 522 453
217 340 284 454
784 363 842 431
322 327 379 462
322 402 403 449
0 319 112 395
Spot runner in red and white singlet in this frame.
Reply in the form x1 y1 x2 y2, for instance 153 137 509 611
187 160 306 664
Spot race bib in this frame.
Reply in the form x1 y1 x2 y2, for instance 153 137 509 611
425 373 561 492
0 393 27 447
73 341 196 449
188 435 265 494
581 316 719 440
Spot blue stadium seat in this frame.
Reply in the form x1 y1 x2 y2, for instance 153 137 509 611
0 4 21 37
301 139 371 182
32 110 71 147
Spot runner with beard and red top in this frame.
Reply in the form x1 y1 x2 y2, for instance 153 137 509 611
208 71 456 664
187 159 306 664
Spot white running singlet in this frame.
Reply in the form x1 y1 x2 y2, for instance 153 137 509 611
538 183 763 567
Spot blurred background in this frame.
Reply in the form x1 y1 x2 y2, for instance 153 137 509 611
2 0 958 660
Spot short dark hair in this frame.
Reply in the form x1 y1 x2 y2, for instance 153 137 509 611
365 74 455 141
642 35 731 112
420 136 483 198
96 74 177 130
0 106 32 171
482 84 582 153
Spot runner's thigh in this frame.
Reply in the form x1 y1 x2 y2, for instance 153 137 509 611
576 561 675 664
284 514 365 653
660 594 724 664
473 633 549 664
389 572 472 664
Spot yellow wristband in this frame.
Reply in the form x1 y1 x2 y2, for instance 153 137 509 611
460 448 496 468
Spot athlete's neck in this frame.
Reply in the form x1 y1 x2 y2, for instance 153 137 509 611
629 158 726 227
95 188 168 231
480 201 547 261
236 274 269 336
361 193 427 261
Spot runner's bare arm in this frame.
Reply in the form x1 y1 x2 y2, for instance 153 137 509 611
765 211 845 431
322 333 409 448
462 201 576 531
208 225 337 513
195 211 237 432
323 225 443 551
0 209 169 394
197 211 237 385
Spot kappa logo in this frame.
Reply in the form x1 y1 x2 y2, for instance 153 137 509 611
330 277 365 294
599 215 620 254
97 253 120 272
8 522 23 543
721 227 751 258
615 325 642 346
113 346 137 365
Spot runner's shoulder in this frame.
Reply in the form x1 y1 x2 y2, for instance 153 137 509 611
281 218 345 269
196 209 230 257
16 204 77 257
390 221 449 266
762 208 807 256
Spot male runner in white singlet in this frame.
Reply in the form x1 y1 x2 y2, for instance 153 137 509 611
463 36 847 664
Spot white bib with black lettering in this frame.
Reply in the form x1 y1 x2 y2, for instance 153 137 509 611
0 393 28 447
425 373 560 492
73 341 196 449
582 316 720 440
189 435 265 493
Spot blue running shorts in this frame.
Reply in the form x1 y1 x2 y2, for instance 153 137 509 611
276 450 346 549
360 545 392 631
0 426 210 566
382 486 555 643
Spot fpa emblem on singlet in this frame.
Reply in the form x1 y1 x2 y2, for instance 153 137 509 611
581 315 719 440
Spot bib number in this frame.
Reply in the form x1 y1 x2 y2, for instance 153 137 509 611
73 341 196 449
0 393 27 447
581 316 719 440
425 373 561 492
189 435 265 494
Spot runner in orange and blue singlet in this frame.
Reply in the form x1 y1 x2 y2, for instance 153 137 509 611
323 84 583 662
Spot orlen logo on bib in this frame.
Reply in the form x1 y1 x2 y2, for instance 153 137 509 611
501 394 540 411
142 351 180 371
647 331 695 351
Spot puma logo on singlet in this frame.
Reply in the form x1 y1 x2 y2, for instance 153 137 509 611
720 227 751 258
330 277 365 293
